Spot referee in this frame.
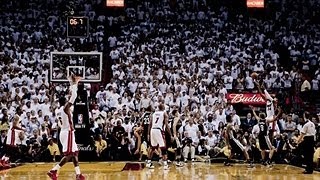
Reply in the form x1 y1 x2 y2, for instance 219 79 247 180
297 112 316 174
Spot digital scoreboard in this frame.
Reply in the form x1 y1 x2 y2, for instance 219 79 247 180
67 16 89 38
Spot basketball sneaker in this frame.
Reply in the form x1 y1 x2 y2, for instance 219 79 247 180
266 160 273 167
175 161 183 167
146 163 155 169
224 162 232 166
247 162 254 168
47 170 58 180
163 164 169 170
158 159 163 165
2 161 11 169
0 156 10 169
76 174 85 180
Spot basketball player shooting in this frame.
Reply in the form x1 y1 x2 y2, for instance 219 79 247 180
254 80 278 138
47 75 85 180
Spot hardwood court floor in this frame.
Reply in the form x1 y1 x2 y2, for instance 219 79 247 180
0 162 319 180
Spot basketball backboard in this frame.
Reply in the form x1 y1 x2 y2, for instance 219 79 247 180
50 52 103 82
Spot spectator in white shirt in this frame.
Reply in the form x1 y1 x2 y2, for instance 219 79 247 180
140 93 151 109
204 130 218 153
245 74 255 90
311 77 319 91
128 80 138 94
282 73 292 89
91 104 101 120
183 119 199 143
215 107 226 124
182 131 196 162
108 88 120 110
180 91 190 111
108 36 117 48
231 110 241 126
224 71 233 90
253 62 264 73
204 113 219 132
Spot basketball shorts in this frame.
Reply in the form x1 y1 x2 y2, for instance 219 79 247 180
230 138 245 154
150 128 166 149
60 130 79 156
6 129 22 147
259 135 272 150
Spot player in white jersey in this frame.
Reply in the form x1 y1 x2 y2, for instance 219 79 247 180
47 75 85 180
255 81 278 120
255 81 279 138
6 114 25 147
146 103 173 170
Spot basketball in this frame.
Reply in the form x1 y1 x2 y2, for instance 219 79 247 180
251 72 259 79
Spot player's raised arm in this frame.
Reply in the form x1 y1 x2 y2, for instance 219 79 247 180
254 81 266 100
64 75 81 130
65 75 81 110
263 88 274 102
249 105 260 121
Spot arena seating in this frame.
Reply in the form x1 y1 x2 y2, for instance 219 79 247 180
0 0 319 169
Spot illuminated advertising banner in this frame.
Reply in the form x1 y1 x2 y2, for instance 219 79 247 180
106 0 124 7
247 0 264 8
227 93 266 105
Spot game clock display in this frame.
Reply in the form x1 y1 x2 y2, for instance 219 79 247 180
67 16 89 38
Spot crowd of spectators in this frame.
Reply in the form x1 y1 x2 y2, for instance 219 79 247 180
0 0 319 170
0 0 104 163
